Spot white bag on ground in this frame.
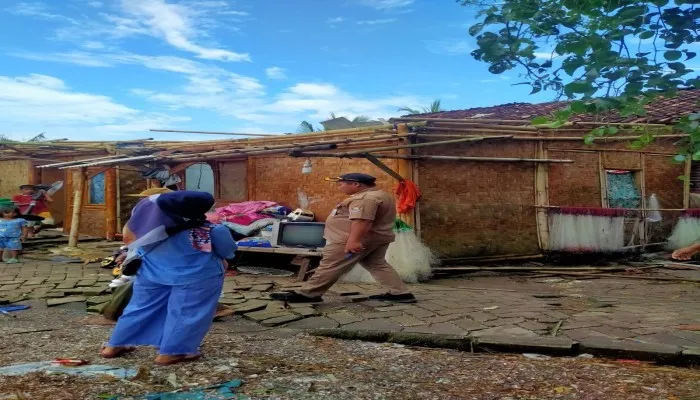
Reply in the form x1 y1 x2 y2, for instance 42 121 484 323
340 219 438 284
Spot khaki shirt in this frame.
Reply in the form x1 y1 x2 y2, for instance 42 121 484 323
324 187 396 245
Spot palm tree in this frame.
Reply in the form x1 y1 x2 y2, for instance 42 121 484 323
398 99 443 115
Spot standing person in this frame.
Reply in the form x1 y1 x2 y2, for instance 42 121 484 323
12 184 53 237
271 173 416 304
101 191 236 366
0 199 27 264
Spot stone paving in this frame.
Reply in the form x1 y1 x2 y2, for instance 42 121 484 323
2 250 700 360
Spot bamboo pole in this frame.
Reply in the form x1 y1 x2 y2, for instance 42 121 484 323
394 117 669 127
150 129 278 137
294 136 513 158
599 152 608 207
533 205 686 211
684 158 692 209
62 154 157 169
104 168 117 240
545 148 677 156
115 165 122 233
423 126 539 135
68 168 86 248
534 141 550 251
396 123 415 228
38 154 126 168
417 131 687 141
428 122 539 131
295 153 574 163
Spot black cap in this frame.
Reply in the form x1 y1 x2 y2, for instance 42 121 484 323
19 184 35 189
326 173 377 185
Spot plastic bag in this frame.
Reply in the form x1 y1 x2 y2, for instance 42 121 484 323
102 281 133 321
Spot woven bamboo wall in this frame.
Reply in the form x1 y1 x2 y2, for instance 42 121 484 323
0 160 30 199
416 140 540 258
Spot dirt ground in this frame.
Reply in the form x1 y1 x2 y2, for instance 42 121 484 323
1 304 700 400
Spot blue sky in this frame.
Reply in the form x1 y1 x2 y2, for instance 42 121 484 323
0 0 557 141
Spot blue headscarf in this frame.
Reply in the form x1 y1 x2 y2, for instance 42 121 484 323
124 191 215 262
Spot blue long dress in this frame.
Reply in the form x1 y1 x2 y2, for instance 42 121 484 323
107 225 236 355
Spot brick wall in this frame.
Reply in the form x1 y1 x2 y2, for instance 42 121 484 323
250 155 398 220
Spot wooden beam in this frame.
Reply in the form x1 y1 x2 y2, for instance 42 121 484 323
396 123 415 228
68 168 86 248
534 141 550 251
684 158 692 209
364 154 404 182
150 129 278 137
104 168 117 241
295 153 574 163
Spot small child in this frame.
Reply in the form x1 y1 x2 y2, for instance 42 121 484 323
0 202 27 264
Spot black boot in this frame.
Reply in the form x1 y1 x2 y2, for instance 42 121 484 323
368 293 417 303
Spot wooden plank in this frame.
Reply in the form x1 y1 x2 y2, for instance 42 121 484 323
68 168 86 248
104 167 117 240
534 141 550 251
236 246 323 256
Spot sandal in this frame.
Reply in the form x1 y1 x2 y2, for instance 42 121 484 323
100 344 135 359
154 354 202 366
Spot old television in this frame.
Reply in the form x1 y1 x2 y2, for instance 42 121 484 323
270 220 326 249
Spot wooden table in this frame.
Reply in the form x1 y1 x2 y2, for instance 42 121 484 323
236 246 323 281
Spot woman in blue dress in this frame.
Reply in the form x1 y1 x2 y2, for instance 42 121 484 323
101 191 236 366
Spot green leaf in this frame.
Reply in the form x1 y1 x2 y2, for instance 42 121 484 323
469 23 484 36
664 50 682 61
668 62 685 72
584 135 595 145
570 101 587 113
606 126 619 135
531 116 550 125
639 31 655 40
692 151 700 161
678 175 690 182
686 52 697 61
564 81 592 97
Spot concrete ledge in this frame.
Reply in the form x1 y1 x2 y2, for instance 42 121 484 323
312 329 392 343
388 332 472 351
580 337 682 363
474 335 576 356
680 347 700 366
310 329 693 364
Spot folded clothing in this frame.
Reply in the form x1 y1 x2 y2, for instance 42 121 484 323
222 218 276 237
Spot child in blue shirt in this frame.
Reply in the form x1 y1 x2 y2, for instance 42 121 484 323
0 202 27 264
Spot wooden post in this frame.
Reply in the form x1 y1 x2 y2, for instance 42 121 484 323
396 123 415 228
598 152 608 207
684 158 691 208
247 157 256 201
104 167 117 240
534 142 550 251
68 168 86 248
28 161 41 185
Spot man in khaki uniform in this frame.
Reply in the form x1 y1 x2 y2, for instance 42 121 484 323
271 173 416 303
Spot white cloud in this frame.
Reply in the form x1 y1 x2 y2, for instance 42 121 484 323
534 51 559 60
8 2 78 24
326 17 344 24
265 67 287 80
478 75 512 83
357 18 396 25
288 83 339 97
119 0 250 61
82 41 106 50
0 73 189 140
88 1 103 7
359 0 414 10
424 40 472 56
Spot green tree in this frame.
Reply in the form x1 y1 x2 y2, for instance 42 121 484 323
398 100 444 115
460 0 699 153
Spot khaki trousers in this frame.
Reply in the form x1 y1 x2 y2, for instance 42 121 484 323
298 242 409 298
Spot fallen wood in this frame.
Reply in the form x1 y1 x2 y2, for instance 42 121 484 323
11 328 55 335
661 261 700 270
550 321 564 337
440 254 544 264
433 265 657 272
548 272 700 283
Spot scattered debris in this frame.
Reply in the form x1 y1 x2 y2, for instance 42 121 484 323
523 353 551 360
483 306 499 310
237 266 294 277
0 362 137 379
116 379 244 400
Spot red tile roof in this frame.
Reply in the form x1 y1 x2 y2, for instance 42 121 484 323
405 89 700 124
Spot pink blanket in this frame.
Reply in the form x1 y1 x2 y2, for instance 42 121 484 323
210 201 277 226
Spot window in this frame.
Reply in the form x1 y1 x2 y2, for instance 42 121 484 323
89 172 106 205
606 170 641 208
185 163 215 195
